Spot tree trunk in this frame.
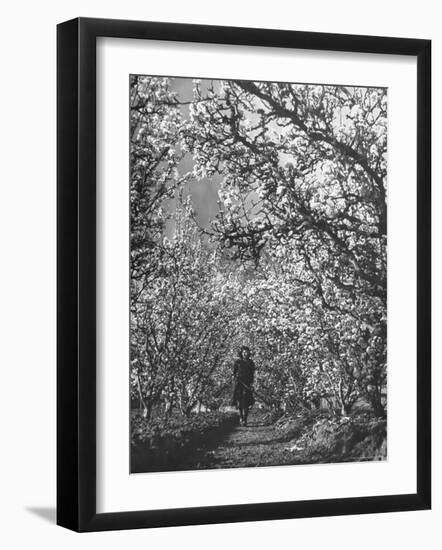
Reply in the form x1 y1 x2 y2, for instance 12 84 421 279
136 373 150 419
371 398 386 418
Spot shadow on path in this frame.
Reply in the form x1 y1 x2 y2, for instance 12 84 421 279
179 412 296 470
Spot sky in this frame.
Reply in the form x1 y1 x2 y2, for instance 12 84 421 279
164 77 222 238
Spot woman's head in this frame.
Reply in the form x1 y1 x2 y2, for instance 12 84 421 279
239 346 251 359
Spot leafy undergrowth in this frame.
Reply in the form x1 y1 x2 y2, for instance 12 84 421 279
267 411 387 466
131 410 239 473
284 413 387 464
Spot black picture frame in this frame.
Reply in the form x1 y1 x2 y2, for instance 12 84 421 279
57 17 431 532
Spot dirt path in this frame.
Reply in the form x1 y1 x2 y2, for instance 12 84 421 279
186 412 295 470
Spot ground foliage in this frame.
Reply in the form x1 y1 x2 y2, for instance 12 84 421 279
131 410 239 472
283 412 387 463
131 410 386 471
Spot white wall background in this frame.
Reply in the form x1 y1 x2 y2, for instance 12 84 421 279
0 0 439 547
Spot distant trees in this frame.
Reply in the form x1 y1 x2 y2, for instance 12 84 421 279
130 76 387 421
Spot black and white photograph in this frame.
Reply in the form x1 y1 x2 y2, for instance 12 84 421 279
0 1 434 542
130 75 388 473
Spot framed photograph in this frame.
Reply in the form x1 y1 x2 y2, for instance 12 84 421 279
57 17 431 532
